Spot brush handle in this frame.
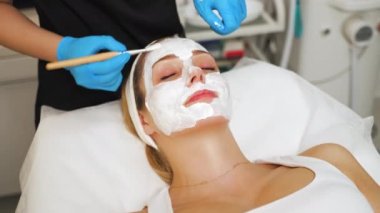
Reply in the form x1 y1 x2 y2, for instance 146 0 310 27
45 45 157 71
46 51 120 70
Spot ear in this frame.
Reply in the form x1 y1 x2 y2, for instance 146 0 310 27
138 111 155 135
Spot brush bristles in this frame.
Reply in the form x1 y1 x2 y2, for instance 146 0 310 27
148 43 162 51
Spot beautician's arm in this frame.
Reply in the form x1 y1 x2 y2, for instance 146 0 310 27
0 1 129 91
301 143 380 211
0 0 61 61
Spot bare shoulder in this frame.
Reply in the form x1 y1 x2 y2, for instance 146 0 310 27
300 143 377 180
300 143 357 171
301 143 380 211
300 143 370 184
300 143 352 157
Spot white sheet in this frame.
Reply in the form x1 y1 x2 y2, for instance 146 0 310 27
17 59 380 213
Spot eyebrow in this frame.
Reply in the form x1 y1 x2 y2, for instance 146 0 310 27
155 50 210 64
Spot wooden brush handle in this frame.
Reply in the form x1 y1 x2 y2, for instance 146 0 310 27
46 51 119 70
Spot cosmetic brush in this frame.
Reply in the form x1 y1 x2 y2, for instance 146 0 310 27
46 43 162 70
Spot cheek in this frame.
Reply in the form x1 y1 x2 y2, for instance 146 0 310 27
147 79 186 107
205 74 228 90
205 74 230 101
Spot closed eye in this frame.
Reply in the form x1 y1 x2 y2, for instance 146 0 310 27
160 73 177 81
202 67 217 72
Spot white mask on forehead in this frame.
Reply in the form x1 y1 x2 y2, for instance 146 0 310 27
143 38 231 135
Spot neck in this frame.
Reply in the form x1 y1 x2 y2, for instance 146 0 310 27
155 121 249 188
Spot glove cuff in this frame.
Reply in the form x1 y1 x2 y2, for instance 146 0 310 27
57 36 76 61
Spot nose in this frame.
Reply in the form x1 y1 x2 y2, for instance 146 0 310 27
186 67 205 87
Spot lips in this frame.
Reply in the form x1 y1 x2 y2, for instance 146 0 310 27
184 89 218 106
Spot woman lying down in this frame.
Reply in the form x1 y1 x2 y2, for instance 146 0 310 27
121 37 380 212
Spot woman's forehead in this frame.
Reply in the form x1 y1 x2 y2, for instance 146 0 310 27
145 38 207 65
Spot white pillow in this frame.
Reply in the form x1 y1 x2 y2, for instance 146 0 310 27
17 59 380 213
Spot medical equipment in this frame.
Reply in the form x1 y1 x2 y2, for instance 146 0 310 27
343 15 377 115
208 0 295 69
223 39 246 59
179 0 297 75
17 59 380 213
330 0 380 11
289 0 380 118
46 43 162 70
182 0 286 41
192 0 247 34
343 16 376 47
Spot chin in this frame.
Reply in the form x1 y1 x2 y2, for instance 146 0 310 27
171 115 229 136
196 115 229 127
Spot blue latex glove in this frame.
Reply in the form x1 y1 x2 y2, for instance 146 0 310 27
57 36 130 91
194 0 247 35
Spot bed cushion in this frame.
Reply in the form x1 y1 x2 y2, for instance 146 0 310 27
17 59 380 213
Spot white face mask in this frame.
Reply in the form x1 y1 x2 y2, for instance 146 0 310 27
143 38 231 135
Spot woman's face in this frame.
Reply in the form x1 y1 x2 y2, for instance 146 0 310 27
139 38 231 136
152 51 220 107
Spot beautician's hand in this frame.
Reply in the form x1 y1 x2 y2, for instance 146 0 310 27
57 36 130 91
194 0 247 35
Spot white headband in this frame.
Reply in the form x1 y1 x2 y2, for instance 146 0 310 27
125 47 158 149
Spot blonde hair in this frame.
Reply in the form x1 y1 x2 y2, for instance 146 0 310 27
121 52 173 184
